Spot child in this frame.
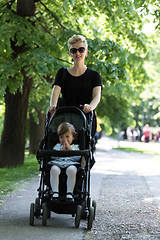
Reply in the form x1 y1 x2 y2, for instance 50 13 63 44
50 122 80 202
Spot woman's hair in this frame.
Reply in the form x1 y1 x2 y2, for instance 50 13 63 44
57 122 77 139
68 35 88 49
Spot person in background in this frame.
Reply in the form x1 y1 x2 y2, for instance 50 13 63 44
143 124 151 143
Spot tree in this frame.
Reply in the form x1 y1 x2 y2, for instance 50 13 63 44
0 0 58 167
131 36 160 130
0 1 36 167
0 0 157 167
29 110 45 154
27 85 51 154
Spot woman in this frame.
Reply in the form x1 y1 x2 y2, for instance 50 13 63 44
48 35 102 134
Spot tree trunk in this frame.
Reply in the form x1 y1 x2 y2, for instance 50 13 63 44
0 77 33 168
0 0 36 168
29 111 45 154
17 0 36 17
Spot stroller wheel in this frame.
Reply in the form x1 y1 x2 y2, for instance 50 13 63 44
35 198 41 218
81 201 87 220
29 203 35 226
75 205 82 228
47 208 51 219
92 200 96 220
42 203 47 226
87 206 94 230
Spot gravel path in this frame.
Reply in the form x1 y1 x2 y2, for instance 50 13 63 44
84 137 160 240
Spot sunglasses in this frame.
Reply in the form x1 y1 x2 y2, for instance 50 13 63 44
70 47 86 54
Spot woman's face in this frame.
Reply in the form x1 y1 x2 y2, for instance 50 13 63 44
69 42 88 63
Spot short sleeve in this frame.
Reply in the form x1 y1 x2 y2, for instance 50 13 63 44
92 71 102 89
52 67 64 88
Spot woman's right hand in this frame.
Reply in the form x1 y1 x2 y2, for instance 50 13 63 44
82 104 92 113
48 105 56 114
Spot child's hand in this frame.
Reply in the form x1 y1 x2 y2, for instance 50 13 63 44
60 143 66 150
64 139 72 150
60 139 72 150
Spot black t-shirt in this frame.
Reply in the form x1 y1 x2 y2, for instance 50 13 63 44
53 67 102 107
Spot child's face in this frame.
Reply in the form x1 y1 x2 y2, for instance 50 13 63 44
59 131 74 145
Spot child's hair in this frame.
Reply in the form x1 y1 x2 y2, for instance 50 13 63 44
57 122 77 139
68 35 88 49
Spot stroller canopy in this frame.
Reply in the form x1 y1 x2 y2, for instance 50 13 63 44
48 106 87 133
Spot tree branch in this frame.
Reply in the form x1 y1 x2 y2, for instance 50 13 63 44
1 0 15 8
54 57 71 65
39 0 67 30
34 15 57 39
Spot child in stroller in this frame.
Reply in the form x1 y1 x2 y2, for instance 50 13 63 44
50 122 80 202
30 106 96 229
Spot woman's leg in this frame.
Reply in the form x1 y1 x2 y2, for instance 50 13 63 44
66 165 77 198
50 165 61 197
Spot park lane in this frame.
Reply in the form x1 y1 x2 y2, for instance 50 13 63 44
0 136 160 239
85 136 160 239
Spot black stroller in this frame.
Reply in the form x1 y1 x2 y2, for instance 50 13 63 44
29 106 96 229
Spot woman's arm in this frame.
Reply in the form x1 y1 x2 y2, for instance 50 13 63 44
90 86 101 110
83 86 101 113
48 85 61 114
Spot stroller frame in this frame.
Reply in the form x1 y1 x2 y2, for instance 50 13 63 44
29 106 96 229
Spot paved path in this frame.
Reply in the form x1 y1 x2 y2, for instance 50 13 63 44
85 136 160 239
0 135 160 239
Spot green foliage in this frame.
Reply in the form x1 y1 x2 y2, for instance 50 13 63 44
130 36 160 130
0 0 159 137
0 8 59 94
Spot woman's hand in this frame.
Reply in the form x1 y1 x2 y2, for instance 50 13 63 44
82 104 92 113
48 105 56 114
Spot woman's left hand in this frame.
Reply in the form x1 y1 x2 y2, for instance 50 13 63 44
82 104 92 113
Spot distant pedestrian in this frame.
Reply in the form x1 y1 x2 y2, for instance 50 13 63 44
143 124 151 143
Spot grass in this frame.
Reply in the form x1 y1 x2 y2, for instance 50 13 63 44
114 147 160 155
0 152 39 196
